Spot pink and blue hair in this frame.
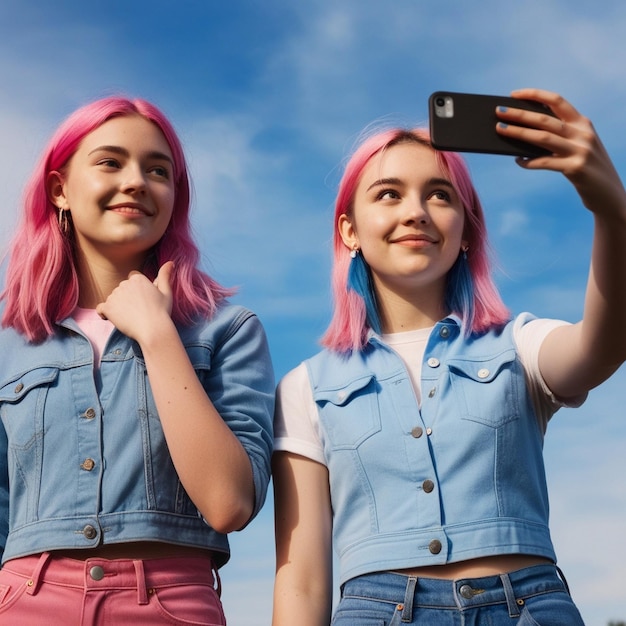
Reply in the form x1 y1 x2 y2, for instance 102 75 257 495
321 128 509 353
1 96 233 342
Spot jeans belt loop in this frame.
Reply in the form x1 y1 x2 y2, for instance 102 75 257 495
401 576 417 622
500 572 521 618
133 560 149 605
25 552 52 596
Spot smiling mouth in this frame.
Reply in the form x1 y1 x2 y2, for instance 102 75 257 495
391 235 438 245
107 203 151 216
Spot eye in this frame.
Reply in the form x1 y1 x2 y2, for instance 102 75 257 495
149 165 171 179
97 158 121 169
376 189 401 201
430 189 452 202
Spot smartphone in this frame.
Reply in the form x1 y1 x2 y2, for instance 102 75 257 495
428 91 555 157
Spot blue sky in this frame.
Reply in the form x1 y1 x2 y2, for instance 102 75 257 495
1 1 625 624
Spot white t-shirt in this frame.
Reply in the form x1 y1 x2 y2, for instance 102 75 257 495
274 316 585 466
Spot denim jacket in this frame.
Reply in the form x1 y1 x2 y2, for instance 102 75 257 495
0 303 274 567
306 315 556 586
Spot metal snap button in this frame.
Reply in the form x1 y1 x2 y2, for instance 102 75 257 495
428 387 436 398
422 479 435 493
428 539 442 554
459 584 474 599
427 357 440 368
90 565 105 581
83 525 97 540
81 458 96 471
477 368 490 379
14 382 24 394
84 408 96 419
411 426 423 438
439 326 450 338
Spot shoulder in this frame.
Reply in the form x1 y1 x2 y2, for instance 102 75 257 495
179 303 265 346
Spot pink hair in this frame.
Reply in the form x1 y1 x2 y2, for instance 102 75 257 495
1 96 233 342
321 128 509 353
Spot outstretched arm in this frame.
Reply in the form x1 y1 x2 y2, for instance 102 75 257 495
272 452 333 626
497 89 626 398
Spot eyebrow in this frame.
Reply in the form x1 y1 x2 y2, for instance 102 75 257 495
366 176 456 192
88 145 174 165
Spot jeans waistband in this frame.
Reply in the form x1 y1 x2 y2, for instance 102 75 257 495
2 552 220 603
341 564 567 616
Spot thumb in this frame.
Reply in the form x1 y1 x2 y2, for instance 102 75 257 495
153 261 175 298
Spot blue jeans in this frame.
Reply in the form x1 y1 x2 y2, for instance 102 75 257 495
332 565 585 625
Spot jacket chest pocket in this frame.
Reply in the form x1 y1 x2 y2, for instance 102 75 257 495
314 374 381 450
447 350 520 428
0 367 59 446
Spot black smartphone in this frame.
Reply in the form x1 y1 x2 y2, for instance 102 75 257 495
428 91 555 158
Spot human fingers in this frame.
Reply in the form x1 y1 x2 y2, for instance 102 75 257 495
509 88 582 122
153 261 174 291
495 92 595 166
153 261 174 315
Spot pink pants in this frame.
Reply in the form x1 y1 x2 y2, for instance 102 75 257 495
0 552 226 625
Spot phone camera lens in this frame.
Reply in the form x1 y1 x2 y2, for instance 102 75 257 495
435 97 445 107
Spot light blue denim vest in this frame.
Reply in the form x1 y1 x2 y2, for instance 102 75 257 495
0 303 274 566
306 314 556 586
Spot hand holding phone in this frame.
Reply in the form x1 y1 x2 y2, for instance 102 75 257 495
429 91 557 157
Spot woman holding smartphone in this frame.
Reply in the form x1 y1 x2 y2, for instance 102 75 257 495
272 89 626 625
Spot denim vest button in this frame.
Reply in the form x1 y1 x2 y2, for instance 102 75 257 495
428 539 442 554
426 428 433 436
83 525 97 540
84 408 96 419
439 326 450 338
14 383 24 394
427 357 440 368
423 479 435 493
81 459 96 471
428 387 436 398
477 368 490 379
411 426 423 438
89 566 105 581
459 584 474 599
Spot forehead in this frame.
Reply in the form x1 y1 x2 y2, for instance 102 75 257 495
359 141 442 184
76 114 172 158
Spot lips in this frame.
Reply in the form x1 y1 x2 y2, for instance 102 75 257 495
106 202 152 216
390 233 438 244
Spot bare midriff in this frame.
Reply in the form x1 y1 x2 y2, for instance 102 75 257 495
52 541 215 561
393 554 553 579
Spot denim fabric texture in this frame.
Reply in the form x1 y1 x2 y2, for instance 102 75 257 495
0 303 274 565
306 314 556 586
332 566 585 625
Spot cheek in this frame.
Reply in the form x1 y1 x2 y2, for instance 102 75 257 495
360 212 394 239
441 212 465 243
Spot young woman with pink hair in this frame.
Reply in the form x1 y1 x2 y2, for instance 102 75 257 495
272 89 626 625
0 96 274 625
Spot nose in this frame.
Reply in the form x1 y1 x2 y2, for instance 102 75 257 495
402 195 430 225
120 164 147 195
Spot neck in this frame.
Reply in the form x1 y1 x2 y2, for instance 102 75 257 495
375 281 447 334
76 249 148 309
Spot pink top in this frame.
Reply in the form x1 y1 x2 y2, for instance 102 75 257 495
71 307 114 366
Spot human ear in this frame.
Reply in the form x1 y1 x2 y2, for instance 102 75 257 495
338 213 359 251
46 170 68 209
